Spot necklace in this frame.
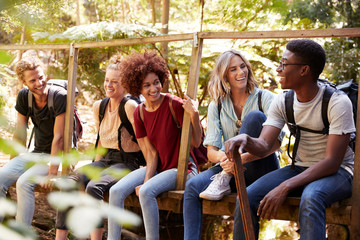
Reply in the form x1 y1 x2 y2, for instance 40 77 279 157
234 103 244 128
236 119 242 128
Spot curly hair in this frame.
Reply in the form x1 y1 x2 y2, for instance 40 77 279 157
15 57 45 82
120 50 169 97
286 39 326 80
208 49 258 103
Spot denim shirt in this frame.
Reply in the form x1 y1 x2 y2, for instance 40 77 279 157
204 88 277 150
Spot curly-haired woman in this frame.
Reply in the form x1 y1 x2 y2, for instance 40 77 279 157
107 50 202 240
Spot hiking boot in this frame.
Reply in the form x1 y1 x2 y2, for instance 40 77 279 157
199 172 232 201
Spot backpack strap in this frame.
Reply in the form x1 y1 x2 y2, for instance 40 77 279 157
257 89 263 112
139 102 144 123
217 99 222 121
118 96 138 145
284 90 298 168
285 86 335 168
169 95 181 129
95 97 110 148
27 90 34 149
321 85 334 132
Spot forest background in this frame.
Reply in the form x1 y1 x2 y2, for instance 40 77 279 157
0 0 359 239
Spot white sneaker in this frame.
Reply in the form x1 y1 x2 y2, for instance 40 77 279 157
199 173 232 201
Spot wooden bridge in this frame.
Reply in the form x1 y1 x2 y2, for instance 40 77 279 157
2 27 360 239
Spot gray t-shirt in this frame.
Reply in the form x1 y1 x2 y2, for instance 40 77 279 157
264 84 355 175
15 87 67 153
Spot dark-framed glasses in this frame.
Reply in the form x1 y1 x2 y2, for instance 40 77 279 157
279 61 308 70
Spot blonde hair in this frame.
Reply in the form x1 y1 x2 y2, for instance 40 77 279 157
107 54 122 71
208 50 258 103
15 57 45 82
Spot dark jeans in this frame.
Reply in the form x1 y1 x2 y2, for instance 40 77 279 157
183 111 280 240
56 149 132 230
233 165 353 240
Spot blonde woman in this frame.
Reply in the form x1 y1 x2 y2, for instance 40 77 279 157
183 49 283 240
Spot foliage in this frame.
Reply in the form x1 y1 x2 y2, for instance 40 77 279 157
0 0 76 36
285 0 360 83
31 22 161 99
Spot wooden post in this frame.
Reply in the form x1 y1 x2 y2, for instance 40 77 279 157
62 43 79 175
350 73 360 240
233 146 255 240
175 33 203 190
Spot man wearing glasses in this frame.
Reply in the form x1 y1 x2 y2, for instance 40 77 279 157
226 39 355 240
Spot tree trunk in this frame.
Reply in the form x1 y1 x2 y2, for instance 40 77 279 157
76 0 81 25
161 0 169 93
151 0 156 26
199 0 205 31
121 0 126 23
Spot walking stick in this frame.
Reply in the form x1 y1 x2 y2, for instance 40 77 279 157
233 146 255 240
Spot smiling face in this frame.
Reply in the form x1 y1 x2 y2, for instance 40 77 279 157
276 49 306 90
22 66 48 97
140 72 162 103
226 55 249 91
104 69 125 100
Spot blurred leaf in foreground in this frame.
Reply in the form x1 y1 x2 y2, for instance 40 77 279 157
48 191 141 238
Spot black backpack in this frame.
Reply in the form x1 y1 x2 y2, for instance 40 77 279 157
27 79 83 149
285 79 358 168
95 95 142 150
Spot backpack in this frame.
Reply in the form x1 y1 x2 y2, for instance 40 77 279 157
285 79 358 168
95 95 142 150
138 95 208 166
27 79 83 149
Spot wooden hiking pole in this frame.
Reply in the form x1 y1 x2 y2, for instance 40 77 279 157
233 146 255 240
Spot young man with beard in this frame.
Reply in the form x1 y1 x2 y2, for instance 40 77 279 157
0 57 66 226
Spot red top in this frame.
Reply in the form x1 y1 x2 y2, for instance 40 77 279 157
134 94 185 172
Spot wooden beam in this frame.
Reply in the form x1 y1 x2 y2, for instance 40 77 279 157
1 28 360 52
199 28 360 39
233 146 255 240
73 33 193 49
350 72 360 240
0 43 70 51
62 44 78 175
175 34 203 190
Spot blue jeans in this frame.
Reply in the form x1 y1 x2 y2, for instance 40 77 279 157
108 157 197 240
0 153 49 225
183 111 280 240
233 165 353 240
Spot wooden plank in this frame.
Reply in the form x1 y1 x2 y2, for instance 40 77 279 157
2 28 360 52
203 194 237 216
124 192 182 213
350 72 360 240
199 28 360 40
233 146 255 240
0 43 70 50
276 198 352 225
62 44 78 175
175 35 203 190
74 33 193 49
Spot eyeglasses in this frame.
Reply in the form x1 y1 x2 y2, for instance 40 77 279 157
278 61 308 70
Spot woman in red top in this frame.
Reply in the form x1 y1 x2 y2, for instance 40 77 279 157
107 50 202 240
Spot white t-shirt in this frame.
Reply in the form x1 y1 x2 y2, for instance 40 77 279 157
264 84 355 175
